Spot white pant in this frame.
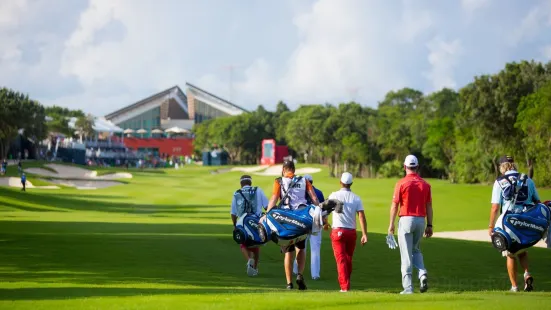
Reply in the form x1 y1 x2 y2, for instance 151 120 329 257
293 233 321 278
398 216 428 291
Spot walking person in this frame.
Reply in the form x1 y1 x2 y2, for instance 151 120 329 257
327 172 368 292
293 174 325 280
262 160 320 290
21 173 27 192
488 155 540 292
388 155 433 294
230 175 269 277
0 159 6 175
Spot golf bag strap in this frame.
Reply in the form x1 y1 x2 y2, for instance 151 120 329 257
237 187 257 214
277 176 302 208
499 173 528 214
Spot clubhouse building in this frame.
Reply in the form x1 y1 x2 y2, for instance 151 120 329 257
104 82 248 157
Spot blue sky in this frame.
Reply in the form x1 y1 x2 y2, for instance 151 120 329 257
1 0 550 115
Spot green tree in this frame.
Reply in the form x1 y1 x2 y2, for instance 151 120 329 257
0 87 47 158
516 80 551 185
75 114 95 140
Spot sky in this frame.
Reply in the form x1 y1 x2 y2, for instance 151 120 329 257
1 0 550 116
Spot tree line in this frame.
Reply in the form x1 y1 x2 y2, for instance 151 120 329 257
192 60 551 186
0 87 94 159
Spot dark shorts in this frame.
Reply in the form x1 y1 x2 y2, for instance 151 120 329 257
280 239 306 253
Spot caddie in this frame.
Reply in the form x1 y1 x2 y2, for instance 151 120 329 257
230 174 269 277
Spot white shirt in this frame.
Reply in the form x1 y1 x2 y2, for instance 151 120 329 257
328 188 364 229
230 186 269 217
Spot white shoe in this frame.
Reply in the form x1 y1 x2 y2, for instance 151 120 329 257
510 286 519 292
246 259 255 276
340 290 348 293
400 290 414 294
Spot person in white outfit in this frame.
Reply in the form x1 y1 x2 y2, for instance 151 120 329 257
293 174 326 280
388 155 433 294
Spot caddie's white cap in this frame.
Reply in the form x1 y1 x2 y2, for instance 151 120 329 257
340 172 353 185
304 174 313 182
404 155 419 168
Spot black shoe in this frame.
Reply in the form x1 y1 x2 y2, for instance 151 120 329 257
420 275 428 293
296 273 307 290
524 275 534 292
286 283 293 290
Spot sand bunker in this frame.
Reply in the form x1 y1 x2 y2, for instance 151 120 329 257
0 177 60 189
230 165 270 173
433 229 549 249
26 164 132 180
46 179 123 190
253 165 322 176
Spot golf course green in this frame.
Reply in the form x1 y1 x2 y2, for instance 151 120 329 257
0 164 550 310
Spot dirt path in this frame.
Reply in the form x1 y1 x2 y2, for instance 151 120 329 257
433 229 549 248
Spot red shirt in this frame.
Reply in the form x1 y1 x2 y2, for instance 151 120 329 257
392 173 432 217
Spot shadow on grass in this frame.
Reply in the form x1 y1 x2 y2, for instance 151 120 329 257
0 219 550 301
0 287 271 300
0 187 227 215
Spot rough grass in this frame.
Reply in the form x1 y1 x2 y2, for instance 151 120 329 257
0 164 550 309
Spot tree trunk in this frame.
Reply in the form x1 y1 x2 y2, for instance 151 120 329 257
527 158 534 179
328 157 334 177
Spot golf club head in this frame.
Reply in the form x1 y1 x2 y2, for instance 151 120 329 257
491 231 508 251
233 227 247 245
320 199 344 214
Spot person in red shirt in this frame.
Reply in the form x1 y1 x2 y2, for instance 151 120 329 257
388 155 433 294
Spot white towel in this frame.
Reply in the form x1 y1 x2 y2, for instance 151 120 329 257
311 206 323 236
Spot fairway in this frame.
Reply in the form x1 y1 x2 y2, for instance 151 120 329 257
1 165 550 310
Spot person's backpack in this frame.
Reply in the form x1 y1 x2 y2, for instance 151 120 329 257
235 186 258 216
496 173 529 213
276 176 303 209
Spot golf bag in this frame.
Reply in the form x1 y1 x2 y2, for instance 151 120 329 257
233 199 343 248
491 173 551 254
233 213 266 248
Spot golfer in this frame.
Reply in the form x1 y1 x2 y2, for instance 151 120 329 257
388 155 432 294
327 172 368 292
263 160 320 290
230 174 269 277
21 173 26 191
488 155 540 292
293 174 325 280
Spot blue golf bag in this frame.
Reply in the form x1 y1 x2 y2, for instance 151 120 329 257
233 199 343 248
491 173 551 254
492 202 551 254
233 213 266 248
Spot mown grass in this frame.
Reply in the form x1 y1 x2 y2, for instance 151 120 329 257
0 164 550 309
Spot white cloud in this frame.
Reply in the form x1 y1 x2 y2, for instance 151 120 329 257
2 0 551 115
510 1 551 46
0 0 28 29
423 37 463 91
198 0 431 109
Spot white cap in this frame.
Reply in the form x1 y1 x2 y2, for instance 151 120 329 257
404 155 419 168
340 172 353 185
304 174 313 182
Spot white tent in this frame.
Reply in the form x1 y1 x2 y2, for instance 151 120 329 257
164 127 189 134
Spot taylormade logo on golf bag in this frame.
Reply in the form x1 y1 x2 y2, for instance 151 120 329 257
271 212 307 229
508 218 545 232
247 219 259 229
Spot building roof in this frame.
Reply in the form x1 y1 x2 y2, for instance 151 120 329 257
185 82 248 113
104 83 248 123
68 117 123 133
105 85 186 120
